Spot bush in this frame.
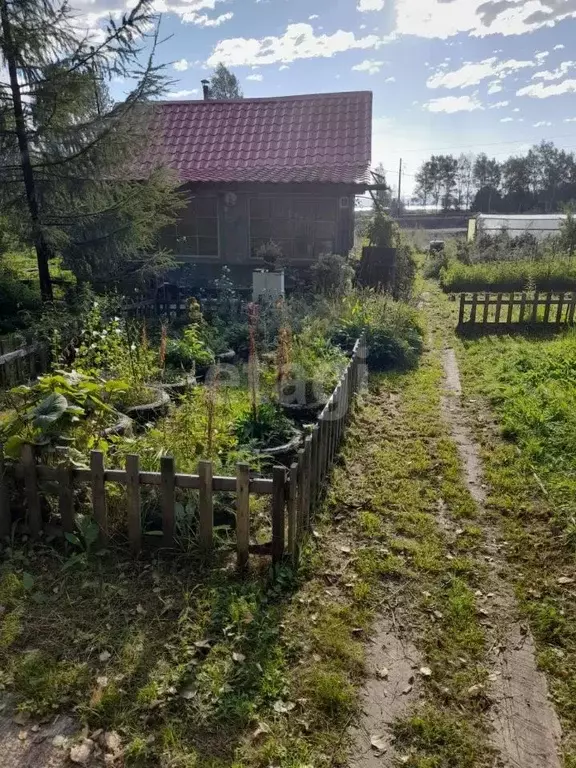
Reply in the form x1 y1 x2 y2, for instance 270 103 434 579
310 254 354 297
332 290 423 370
0 264 41 333
440 258 576 293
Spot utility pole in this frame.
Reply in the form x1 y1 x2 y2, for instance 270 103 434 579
397 158 403 218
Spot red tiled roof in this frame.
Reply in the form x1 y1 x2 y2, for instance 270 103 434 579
141 91 372 186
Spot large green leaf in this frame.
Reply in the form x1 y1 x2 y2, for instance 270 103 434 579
29 393 69 429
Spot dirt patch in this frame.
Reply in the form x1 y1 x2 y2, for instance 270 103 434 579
441 346 562 768
0 712 76 768
349 622 421 767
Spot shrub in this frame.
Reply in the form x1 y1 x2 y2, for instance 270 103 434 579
332 290 423 370
0 264 41 333
440 258 576 293
165 325 215 370
233 402 295 449
310 253 354 297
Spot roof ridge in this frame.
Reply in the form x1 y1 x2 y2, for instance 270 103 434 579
155 90 372 106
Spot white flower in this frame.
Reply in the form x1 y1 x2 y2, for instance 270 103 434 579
130 343 136 351
101 330 107 336
93 301 99 307
115 329 122 335
92 331 99 336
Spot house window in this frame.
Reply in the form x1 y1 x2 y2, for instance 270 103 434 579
162 196 219 257
249 197 337 261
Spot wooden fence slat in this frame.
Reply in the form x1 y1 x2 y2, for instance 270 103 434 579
495 293 503 324
161 456 176 548
296 447 305 535
569 294 576 325
236 463 250 568
303 436 312 531
271 466 286 564
0 444 10 538
198 459 214 550
90 450 107 540
532 291 540 323
458 294 465 326
287 462 298 559
126 454 142 554
556 293 565 325
22 444 41 537
57 464 75 533
507 292 515 324
470 293 478 324
482 293 490 325
310 424 319 511
543 292 552 323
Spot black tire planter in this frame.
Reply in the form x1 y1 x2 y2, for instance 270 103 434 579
125 387 171 425
253 430 303 467
217 349 236 364
158 374 197 398
101 413 133 438
280 400 327 422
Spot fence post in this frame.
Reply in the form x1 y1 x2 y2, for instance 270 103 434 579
470 293 478 324
272 466 286 565
495 293 503 324
0 444 10 538
57 463 74 534
198 460 214 551
569 293 576 325
287 461 298 561
519 292 527 323
482 293 490 325
303 435 312 531
543 292 552 324
556 293 565 325
458 294 465 326
310 424 319 511
22 444 41 538
236 463 250 568
532 291 540 324
126 454 142 554
507 292 515 324
90 450 107 542
161 455 176 548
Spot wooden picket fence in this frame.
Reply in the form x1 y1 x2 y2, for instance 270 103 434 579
458 291 576 328
0 342 49 390
0 336 367 566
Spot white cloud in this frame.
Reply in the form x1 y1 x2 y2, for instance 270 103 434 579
488 81 503 94
279 65 289 71
532 61 575 81
392 0 576 40
166 89 199 99
246 73 263 81
186 11 233 26
352 59 385 74
513 107 520 112
554 44 566 50
489 100 509 108
358 0 385 9
423 94 483 113
173 58 189 71
385 76 396 82
207 23 383 66
427 56 535 90
501 117 514 122
565 117 576 122
308 14 319 19
149 0 233 25
517 79 576 98
533 120 552 126
535 50 549 62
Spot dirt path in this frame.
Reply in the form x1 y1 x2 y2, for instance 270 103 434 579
441 346 562 768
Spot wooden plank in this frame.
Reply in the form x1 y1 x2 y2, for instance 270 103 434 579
310 425 319 511
556 293 565 325
470 293 478 324
296 447 305 535
543 292 552 323
57 464 75 533
531 291 540 324
126 454 142 554
271 466 286 564
287 462 298 559
495 293 503 324
458 294 465 325
519 292 527 323
90 450 107 541
161 456 176 548
198 459 214 550
22 444 41 538
302 435 312 532
507 293 514 324
0 444 10 538
236 463 250 568
569 293 576 325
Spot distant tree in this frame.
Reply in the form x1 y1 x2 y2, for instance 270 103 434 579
455 154 474 209
473 153 501 191
471 185 503 214
501 156 537 212
0 0 182 300
210 63 243 100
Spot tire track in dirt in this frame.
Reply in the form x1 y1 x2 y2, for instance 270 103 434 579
441 346 562 768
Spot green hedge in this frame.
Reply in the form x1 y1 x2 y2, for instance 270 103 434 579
440 259 576 293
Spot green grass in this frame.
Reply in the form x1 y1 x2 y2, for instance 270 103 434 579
440 258 576 293
426 280 576 762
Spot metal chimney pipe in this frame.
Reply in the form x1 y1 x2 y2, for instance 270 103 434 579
201 79 210 100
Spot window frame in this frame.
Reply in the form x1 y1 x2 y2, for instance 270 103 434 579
170 195 220 259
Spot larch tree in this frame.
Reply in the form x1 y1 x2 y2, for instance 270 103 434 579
209 62 243 100
0 0 183 301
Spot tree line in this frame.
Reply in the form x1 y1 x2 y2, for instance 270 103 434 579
413 142 576 214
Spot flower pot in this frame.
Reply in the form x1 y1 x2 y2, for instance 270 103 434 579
254 429 302 466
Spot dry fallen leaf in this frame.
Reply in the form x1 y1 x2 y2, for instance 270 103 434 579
370 735 388 754
18 730 28 741
376 667 389 680
340 546 351 554
419 666 432 677
98 650 111 662
273 700 296 714
232 652 246 663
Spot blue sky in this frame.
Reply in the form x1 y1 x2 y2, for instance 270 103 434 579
82 0 576 194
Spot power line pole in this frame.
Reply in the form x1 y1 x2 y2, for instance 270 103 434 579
397 158 403 218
